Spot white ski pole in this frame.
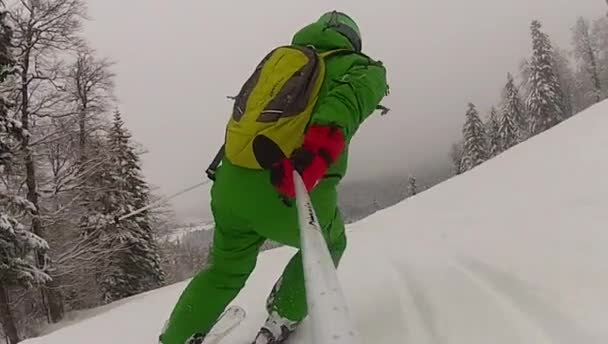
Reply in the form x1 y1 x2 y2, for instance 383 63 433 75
117 180 210 222
293 171 362 344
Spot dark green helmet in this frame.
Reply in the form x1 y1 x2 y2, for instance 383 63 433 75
317 11 362 52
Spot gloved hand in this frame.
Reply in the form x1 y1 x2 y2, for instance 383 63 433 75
271 125 345 198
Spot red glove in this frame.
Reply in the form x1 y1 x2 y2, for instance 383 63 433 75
271 125 345 198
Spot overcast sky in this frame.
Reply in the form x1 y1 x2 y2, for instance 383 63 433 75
81 0 604 221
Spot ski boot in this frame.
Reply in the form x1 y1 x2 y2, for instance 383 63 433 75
252 311 299 344
186 333 205 344
158 330 205 344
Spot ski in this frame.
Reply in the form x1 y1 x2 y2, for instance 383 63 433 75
200 306 246 344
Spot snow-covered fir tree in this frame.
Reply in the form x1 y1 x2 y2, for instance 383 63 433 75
82 111 165 303
0 17 14 168
525 20 565 136
572 17 603 104
592 17 608 98
498 102 519 152
552 47 579 116
372 199 380 210
498 74 526 151
461 103 488 172
407 175 418 196
0 13 50 341
486 106 501 157
0 196 51 288
0 193 51 344
449 140 464 175
504 73 528 138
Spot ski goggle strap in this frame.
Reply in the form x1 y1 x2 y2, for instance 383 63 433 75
325 11 362 52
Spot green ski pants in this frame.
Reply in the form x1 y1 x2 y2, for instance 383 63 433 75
159 160 346 344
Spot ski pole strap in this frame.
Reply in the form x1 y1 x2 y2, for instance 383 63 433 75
206 145 225 181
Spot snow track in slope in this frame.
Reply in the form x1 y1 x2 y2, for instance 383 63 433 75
387 249 599 344
453 257 600 344
392 260 446 344
449 258 553 344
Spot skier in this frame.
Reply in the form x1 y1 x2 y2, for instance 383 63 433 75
159 10 389 344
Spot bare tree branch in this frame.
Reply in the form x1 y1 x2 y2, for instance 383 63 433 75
5 0 89 324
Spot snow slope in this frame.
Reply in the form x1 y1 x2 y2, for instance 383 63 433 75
162 222 214 243
24 101 608 343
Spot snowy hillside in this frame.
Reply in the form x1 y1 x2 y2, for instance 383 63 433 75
24 101 608 343
162 222 215 243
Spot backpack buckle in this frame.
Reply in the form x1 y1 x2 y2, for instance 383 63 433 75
206 145 225 181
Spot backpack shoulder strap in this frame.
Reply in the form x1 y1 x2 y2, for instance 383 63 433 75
318 48 351 59
317 49 386 70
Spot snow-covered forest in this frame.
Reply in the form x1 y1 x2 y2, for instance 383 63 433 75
350 13 608 233
0 1 172 342
1 0 608 343
452 16 608 175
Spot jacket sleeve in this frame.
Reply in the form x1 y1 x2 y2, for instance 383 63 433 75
311 61 388 139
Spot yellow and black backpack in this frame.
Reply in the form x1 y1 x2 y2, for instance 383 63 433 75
206 45 348 179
